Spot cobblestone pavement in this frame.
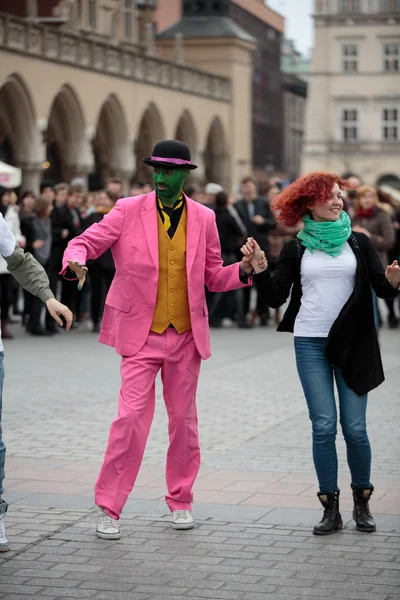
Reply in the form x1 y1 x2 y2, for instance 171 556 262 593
1 508 400 600
0 320 399 598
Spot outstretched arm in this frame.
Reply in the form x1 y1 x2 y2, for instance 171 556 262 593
241 237 295 308
4 244 73 330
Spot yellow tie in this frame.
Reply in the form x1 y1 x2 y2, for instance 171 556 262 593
157 195 183 232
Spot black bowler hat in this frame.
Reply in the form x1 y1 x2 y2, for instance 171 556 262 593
143 140 197 170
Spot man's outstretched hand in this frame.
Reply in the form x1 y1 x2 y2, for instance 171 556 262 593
45 298 73 331
67 260 88 290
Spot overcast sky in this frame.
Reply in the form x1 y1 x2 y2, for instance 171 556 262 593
268 0 314 56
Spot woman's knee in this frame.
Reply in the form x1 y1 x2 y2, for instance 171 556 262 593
311 416 337 444
341 420 368 444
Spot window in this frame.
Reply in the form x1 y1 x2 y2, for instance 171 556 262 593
382 108 398 141
380 0 400 12
342 109 359 142
383 43 399 72
338 0 361 12
124 0 132 40
88 0 97 30
342 44 358 72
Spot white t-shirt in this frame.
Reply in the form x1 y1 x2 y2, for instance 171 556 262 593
294 242 357 338
0 213 17 351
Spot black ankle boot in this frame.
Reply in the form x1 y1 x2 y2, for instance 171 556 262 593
351 485 376 532
314 490 343 535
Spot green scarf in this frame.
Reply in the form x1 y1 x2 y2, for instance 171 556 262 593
297 211 352 257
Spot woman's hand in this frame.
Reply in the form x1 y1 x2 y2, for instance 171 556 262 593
241 237 268 274
45 299 74 331
386 260 400 290
67 260 88 290
32 239 45 249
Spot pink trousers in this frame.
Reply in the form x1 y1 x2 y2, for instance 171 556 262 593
95 328 202 519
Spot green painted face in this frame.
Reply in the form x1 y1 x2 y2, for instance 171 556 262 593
152 167 189 205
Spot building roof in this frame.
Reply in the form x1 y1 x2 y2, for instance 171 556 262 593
157 16 256 44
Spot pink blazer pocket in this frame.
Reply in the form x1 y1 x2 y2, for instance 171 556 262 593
105 293 131 313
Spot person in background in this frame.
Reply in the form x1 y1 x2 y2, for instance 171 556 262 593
54 183 69 208
48 184 83 328
1 189 26 322
21 196 54 336
107 179 124 199
352 186 395 328
0 187 26 338
130 183 144 196
242 172 400 537
82 189 117 332
209 191 247 327
264 183 302 324
60 185 84 323
142 183 153 194
344 175 362 219
204 183 224 209
40 181 55 204
376 188 400 328
234 176 276 327
18 191 36 220
79 192 97 219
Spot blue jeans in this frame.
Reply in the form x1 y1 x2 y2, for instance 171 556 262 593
0 352 4 495
295 337 371 492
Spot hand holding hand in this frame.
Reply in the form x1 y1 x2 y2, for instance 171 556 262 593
386 260 400 290
45 298 73 331
241 237 268 274
67 260 88 290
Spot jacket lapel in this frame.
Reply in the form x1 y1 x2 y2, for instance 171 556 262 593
140 192 159 271
186 197 202 276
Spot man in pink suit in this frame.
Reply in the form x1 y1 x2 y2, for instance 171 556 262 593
63 140 255 539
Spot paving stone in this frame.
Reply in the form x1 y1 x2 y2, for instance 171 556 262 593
0 327 399 600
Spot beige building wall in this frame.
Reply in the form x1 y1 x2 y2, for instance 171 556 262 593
158 37 255 191
0 8 254 194
302 1 400 186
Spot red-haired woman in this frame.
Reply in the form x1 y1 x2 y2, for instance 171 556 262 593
241 172 400 536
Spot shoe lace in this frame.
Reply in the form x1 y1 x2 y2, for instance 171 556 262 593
354 490 373 518
174 510 189 519
99 512 116 529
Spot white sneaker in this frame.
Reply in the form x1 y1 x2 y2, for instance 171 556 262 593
172 510 195 530
0 499 9 552
96 506 121 540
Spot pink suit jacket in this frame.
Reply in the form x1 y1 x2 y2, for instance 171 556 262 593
62 193 251 360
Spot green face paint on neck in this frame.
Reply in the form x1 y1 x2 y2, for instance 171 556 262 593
152 168 189 206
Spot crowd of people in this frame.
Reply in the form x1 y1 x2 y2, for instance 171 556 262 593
0 172 399 338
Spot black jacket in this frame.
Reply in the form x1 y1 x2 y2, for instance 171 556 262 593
234 197 276 255
214 207 246 259
254 232 398 395
82 212 115 272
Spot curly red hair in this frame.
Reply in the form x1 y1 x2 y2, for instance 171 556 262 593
271 172 349 226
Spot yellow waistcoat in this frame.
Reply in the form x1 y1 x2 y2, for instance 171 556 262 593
150 206 191 334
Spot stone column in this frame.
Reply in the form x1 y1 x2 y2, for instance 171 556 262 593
19 162 43 194
190 151 206 188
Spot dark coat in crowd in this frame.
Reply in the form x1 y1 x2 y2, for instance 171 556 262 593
214 206 246 263
234 197 276 255
82 211 115 272
254 232 399 396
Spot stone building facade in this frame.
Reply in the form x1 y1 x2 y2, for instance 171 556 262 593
302 0 400 189
0 0 254 193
